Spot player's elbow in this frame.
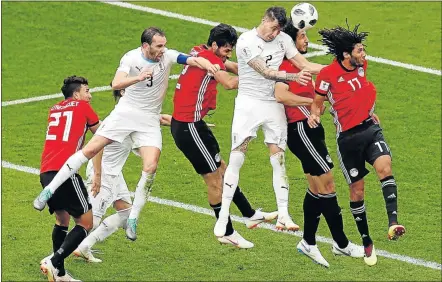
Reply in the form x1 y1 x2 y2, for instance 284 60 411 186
223 80 237 90
275 92 284 103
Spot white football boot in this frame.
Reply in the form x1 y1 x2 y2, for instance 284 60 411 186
73 246 102 263
55 271 82 282
40 257 58 282
275 214 300 231
40 253 54 265
332 241 364 258
245 210 278 229
296 239 330 268
217 230 254 249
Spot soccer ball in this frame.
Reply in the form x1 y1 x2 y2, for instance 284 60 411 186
290 3 318 30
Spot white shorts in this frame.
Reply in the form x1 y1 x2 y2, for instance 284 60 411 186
231 95 287 151
86 161 132 218
96 107 162 151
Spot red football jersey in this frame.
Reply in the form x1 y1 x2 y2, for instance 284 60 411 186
40 98 99 173
279 59 315 123
173 45 226 122
315 59 376 132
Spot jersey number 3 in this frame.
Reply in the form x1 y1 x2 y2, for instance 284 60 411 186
146 76 153 87
46 111 73 141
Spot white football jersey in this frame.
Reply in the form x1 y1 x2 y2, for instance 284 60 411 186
115 47 180 113
236 28 298 100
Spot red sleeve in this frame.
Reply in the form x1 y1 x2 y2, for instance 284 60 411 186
279 60 292 72
199 50 226 71
315 69 331 96
81 102 99 127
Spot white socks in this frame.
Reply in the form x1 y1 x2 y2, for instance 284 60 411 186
270 152 289 217
219 151 245 218
46 150 89 194
80 208 131 250
128 171 155 220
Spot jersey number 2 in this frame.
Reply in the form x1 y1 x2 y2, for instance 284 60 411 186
46 111 73 141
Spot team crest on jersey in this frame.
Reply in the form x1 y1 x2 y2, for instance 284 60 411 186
158 61 165 72
350 168 359 177
319 81 330 91
358 67 365 77
277 40 285 52
242 47 252 59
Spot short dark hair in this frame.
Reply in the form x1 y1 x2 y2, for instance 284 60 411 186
207 24 238 48
141 27 165 45
264 6 288 28
61 75 88 99
282 19 300 42
318 22 369 61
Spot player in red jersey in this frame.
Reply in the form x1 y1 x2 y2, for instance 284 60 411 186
171 24 278 248
274 21 364 268
39 76 101 281
308 24 406 266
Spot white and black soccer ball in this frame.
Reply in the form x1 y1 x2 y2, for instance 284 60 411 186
290 3 318 30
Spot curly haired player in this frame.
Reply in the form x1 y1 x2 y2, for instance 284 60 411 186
308 23 406 266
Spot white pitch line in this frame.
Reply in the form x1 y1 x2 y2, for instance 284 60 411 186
2 160 441 271
1 74 180 107
103 1 441 76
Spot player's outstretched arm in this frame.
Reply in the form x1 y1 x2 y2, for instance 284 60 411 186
308 94 326 128
288 53 324 75
274 82 313 106
214 70 239 90
247 56 311 85
112 69 153 90
186 56 219 76
224 60 238 75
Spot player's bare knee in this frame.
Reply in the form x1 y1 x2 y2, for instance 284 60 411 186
322 174 336 194
376 164 392 179
349 182 365 201
233 137 251 154
143 162 158 174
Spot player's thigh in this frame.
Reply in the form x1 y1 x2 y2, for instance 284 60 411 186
41 171 90 218
113 173 132 207
337 133 369 185
58 174 92 219
172 119 221 174
287 121 333 176
101 137 132 176
94 110 134 144
364 125 392 165
90 174 115 218
262 102 287 151
231 96 262 151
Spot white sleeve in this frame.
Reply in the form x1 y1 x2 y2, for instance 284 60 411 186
116 52 132 74
164 49 182 65
284 35 299 60
236 37 262 63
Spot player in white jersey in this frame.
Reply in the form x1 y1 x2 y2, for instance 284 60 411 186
34 27 220 242
214 7 325 237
